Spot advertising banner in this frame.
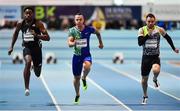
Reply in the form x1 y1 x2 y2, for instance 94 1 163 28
142 5 180 21
22 6 141 21
0 6 21 21
101 6 141 21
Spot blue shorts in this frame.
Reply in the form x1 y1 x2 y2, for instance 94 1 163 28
72 54 92 76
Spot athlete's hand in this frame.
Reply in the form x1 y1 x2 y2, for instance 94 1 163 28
99 43 104 49
69 41 76 47
68 37 76 47
8 47 13 55
174 48 179 53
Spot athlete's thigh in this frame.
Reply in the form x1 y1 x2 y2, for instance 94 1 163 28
31 47 42 67
72 55 83 76
83 56 92 69
152 56 160 66
23 47 32 63
141 56 152 76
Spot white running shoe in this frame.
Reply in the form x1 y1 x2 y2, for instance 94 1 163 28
141 96 148 105
25 89 30 96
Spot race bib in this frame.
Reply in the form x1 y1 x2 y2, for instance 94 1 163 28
23 32 34 42
76 39 87 48
145 40 157 48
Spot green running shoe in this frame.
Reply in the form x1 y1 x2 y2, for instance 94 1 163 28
82 79 87 91
74 96 80 105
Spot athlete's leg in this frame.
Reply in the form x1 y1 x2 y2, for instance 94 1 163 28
31 47 42 77
141 75 149 97
141 55 151 104
82 61 91 80
23 55 32 95
152 57 161 88
152 64 160 88
74 76 81 97
152 64 160 80
72 55 83 103
33 66 42 77
81 56 92 91
23 48 32 94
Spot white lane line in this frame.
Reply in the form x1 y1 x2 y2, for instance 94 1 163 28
40 75 62 111
165 61 180 80
97 61 180 101
66 62 133 111
161 71 180 80
87 77 133 111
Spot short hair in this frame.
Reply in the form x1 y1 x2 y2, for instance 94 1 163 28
75 12 82 15
75 12 84 17
23 6 34 13
146 13 156 19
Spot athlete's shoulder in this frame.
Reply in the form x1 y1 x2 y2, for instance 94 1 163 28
16 19 24 25
69 26 75 30
138 26 147 36
155 25 164 31
138 27 142 30
138 26 144 32
86 25 95 30
15 20 24 29
35 19 45 27
68 27 76 36
85 25 96 33
68 26 76 33
138 26 146 31
155 25 166 36
35 19 43 24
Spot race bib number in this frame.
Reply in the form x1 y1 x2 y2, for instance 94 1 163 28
145 40 157 48
23 32 34 42
76 39 87 48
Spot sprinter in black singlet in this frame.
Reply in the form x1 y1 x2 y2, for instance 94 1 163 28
8 7 50 96
138 13 179 104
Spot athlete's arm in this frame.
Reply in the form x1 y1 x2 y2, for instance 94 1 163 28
8 21 21 55
94 29 104 49
138 28 149 46
160 27 179 53
67 28 75 47
36 21 50 41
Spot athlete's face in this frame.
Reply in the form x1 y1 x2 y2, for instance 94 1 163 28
146 16 156 29
24 9 34 21
74 15 84 27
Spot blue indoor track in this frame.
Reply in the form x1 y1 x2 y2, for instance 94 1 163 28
0 30 180 111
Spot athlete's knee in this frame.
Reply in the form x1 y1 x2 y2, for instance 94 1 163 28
152 64 160 74
74 76 81 81
83 61 91 71
141 76 148 85
141 79 148 85
24 56 32 66
25 60 31 67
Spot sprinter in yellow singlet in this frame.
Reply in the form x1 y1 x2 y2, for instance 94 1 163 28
138 13 179 104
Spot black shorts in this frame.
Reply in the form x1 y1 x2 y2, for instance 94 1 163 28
141 55 160 76
23 46 42 67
